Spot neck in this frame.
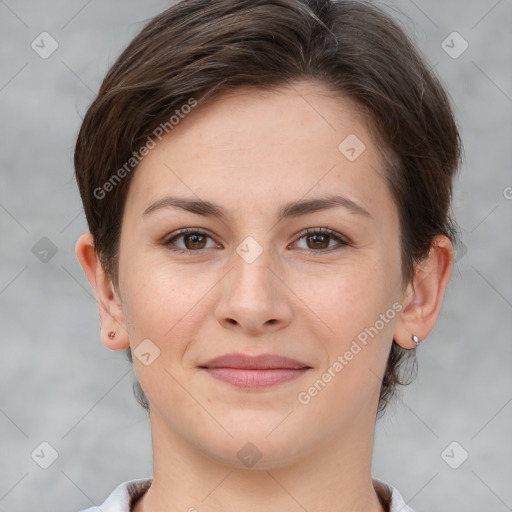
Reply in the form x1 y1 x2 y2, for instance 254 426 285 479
134 404 385 512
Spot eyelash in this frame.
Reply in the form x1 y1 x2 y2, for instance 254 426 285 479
163 227 350 256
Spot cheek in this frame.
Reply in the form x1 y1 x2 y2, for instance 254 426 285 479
119 251 228 379
118 242 172 333
122 262 195 340
118 260 202 398
295 260 399 392
294 259 396 337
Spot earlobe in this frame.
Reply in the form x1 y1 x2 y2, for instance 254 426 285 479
394 235 454 349
75 232 130 350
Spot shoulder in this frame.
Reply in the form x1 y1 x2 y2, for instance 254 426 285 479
373 478 416 512
78 478 152 512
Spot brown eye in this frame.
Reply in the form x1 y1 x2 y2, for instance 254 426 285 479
164 229 218 253
292 228 350 254
183 233 207 250
306 233 330 250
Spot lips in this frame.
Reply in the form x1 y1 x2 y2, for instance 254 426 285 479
199 353 311 389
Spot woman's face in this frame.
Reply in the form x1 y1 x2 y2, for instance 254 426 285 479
116 81 404 467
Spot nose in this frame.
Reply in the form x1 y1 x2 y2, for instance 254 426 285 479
215 248 293 335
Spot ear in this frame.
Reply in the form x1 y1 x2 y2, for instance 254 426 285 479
75 232 130 350
394 235 453 349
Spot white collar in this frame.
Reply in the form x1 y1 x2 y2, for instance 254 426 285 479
80 477 415 512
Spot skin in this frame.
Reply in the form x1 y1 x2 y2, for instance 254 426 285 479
77 80 453 512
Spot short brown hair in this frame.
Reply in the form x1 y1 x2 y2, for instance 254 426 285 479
74 0 461 418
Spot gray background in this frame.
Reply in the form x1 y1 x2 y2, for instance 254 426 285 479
1 1 511 510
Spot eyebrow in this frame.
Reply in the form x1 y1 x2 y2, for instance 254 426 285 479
142 194 371 220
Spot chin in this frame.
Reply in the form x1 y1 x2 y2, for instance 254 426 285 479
204 437 306 471
196 420 313 471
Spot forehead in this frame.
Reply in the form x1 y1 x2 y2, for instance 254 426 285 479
124 80 392 220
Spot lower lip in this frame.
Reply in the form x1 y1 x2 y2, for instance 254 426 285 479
203 368 309 388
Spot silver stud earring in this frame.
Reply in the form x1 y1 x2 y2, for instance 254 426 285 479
108 330 116 340
412 334 420 347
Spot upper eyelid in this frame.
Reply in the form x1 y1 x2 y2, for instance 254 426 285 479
295 227 348 239
164 227 214 239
